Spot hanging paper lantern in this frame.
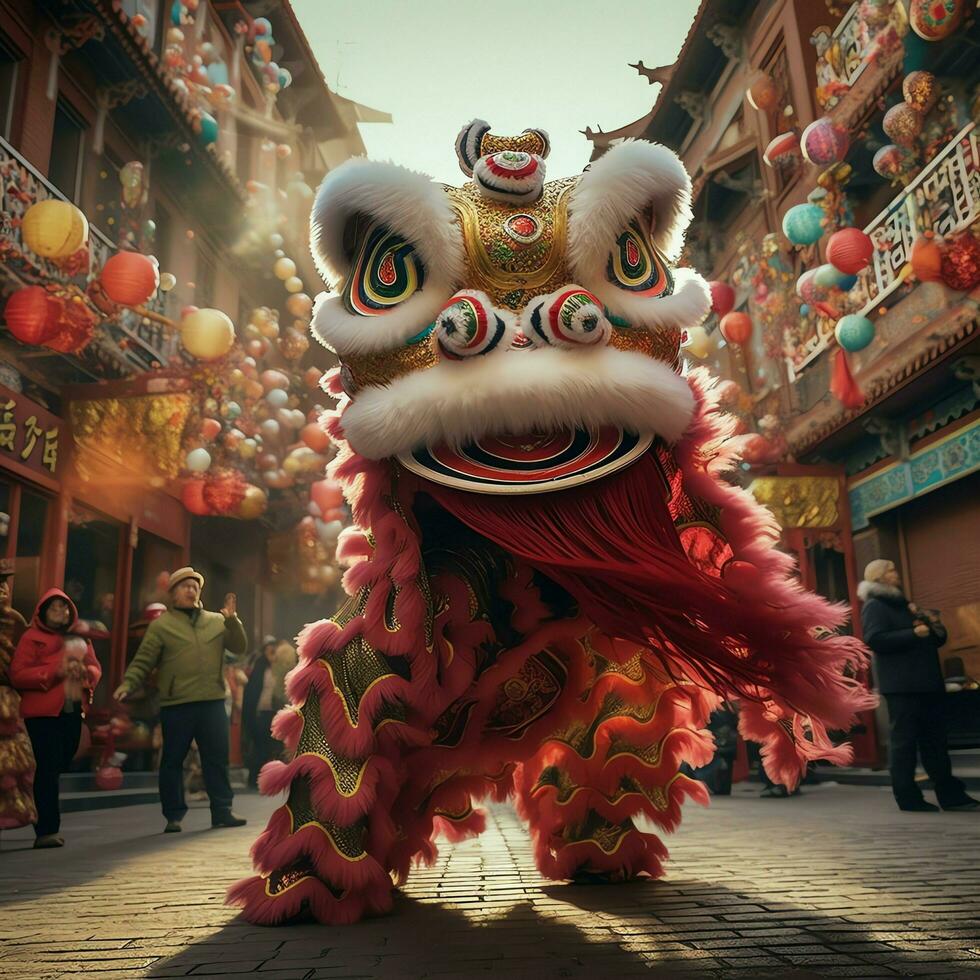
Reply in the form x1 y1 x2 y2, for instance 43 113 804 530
940 234 980 291
708 281 736 317
746 74 780 112
284 275 304 294
4 286 57 345
100 251 159 306
301 422 330 453
837 273 859 291
910 235 943 282
763 132 800 168
265 388 289 408
180 308 235 360
801 117 850 166
835 314 876 352
180 479 211 516
260 369 289 391
200 418 222 441
719 311 753 345
882 104 923 148
795 268 820 302
827 227 874 275
872 144 903 179
273 256 296 280
909 0 964 40
238 485 268 520
782 204 825 246
902 71 939 113
21 199 89 259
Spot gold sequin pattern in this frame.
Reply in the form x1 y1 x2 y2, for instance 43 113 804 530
286 775 368 861
447 178 576 311
319 634 396 727
342 333 439 393
608 326 681 367
297 696 368 797
480 131 547 158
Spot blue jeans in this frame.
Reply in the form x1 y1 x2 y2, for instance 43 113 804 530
159 699 233 821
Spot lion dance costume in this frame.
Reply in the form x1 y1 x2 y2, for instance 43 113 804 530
230 123 875 925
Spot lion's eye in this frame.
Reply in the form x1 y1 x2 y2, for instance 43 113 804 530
344 222 425 316
607 219 673 298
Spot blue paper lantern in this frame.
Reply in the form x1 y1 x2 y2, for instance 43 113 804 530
835 314 875 352
837 273 859 291
782 204 825 246
814 263 845 288
198 112 219 146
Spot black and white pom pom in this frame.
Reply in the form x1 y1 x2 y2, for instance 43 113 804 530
436 291 508 359
472 151 546 205
455 119 491 177
521 287 612 349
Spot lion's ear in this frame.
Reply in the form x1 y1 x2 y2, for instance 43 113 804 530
310 158 463 291
567 139 694 274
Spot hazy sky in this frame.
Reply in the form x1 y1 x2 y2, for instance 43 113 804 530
292 0 699 184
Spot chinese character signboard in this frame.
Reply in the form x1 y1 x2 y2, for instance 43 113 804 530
0 384 63 482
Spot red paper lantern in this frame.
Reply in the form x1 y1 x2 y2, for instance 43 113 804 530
3 286 57 345
940 234 980 292
708 281 736 317
180 478 211 516
910 236 943 282
100 252 159 306
826 227 874 275
719 311 753 345
203 470 247 515
311 479 344 514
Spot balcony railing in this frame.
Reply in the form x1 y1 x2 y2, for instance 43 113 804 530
0 135 177 372
787 122 980 379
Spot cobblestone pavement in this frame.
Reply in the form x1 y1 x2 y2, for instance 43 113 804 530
1 782 979 979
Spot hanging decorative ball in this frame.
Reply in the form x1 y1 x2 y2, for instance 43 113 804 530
284 275 304 294
159 271 177 291
910 235 944 282
304 366 323 389
827 227 874 274
21 199 89 258
286 292 313 319
238 485 268 520
746 74 780 112
835 314 876 352
197 111 219 146
837 273 859 291
273 257 296 281
872 144 904 179
100 251 159 306
719 311 753 345
180 479 210 516
3 286 57 345
782 203 825 246
180 308 235 360
200 417 222 441
801 117 850 166
763 132 801 168
301 422 331 453
203 470 247 516
260 369 289 391
265 387 289 409
708 280 736 317
278 326 309 361
814 263 847 289
311 479 345 514
940 233 980 291
795 268 821 302
185 447 212 473
882 103 923 148
902 71 940 113
909 0 964 40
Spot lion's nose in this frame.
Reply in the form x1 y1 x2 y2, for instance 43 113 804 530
519 287 612 349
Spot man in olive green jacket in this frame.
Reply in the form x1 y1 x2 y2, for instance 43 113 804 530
114 567 248 833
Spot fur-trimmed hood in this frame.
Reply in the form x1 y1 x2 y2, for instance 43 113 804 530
857 580 907 604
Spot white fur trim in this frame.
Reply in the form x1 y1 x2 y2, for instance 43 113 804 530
309 158 464 291
584 268 711 333
857 581 906 602
337 346 695 460
311 288 456 356
567 139 693 269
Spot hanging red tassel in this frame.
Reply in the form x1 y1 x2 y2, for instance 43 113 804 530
830 347 864 409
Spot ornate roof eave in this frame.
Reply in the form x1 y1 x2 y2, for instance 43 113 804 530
787 296 980 456
91 0 247 205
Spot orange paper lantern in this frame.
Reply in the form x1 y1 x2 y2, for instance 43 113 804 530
100 251 159 306
300 422 330 454
910 236 943 282
4 286 57 345
720 311 753 345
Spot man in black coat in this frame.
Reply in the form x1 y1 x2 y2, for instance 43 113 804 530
859 559 978 813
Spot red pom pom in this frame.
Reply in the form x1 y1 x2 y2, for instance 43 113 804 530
940 234 980 292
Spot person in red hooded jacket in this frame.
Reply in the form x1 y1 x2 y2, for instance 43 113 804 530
9 589 101 848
